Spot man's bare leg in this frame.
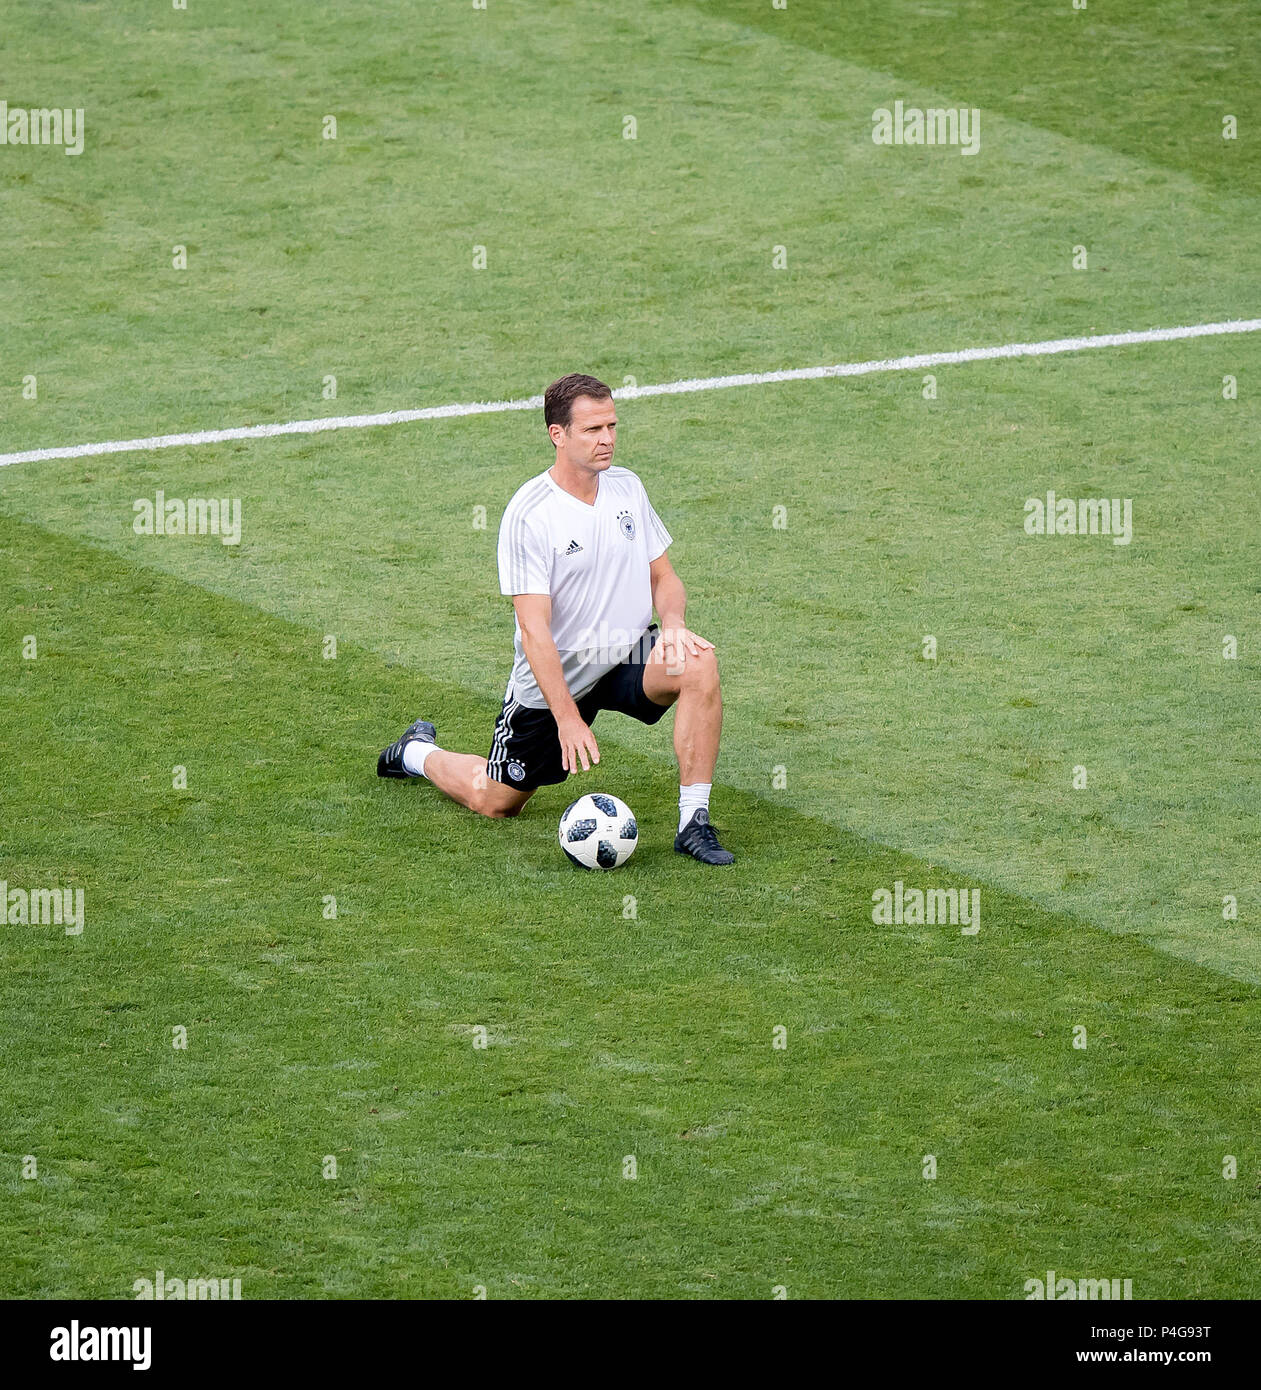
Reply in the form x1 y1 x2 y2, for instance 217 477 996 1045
664 657 721 786
423 751 533 818
643 639 733 863
377 719 533 818
643 641 722 783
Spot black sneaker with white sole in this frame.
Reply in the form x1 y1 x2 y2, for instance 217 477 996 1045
377 719 437 778
673 808 735 865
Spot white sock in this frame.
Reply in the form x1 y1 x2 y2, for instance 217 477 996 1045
679 782 712 833
402 739 440 777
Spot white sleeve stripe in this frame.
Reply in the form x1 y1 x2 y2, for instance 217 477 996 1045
501 479 550 593
514 512 529 591
508 508 522 592
512 482 550 591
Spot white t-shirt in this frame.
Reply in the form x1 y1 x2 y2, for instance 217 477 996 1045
497 465 673 709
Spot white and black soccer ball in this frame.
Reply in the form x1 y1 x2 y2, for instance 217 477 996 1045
558 792 638 870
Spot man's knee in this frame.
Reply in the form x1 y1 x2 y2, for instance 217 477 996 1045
682 645 720 692
469 776 530 818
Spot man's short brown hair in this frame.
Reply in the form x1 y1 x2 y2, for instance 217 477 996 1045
544 373 614 433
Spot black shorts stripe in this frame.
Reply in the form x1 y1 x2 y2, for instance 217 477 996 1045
487 694 522 777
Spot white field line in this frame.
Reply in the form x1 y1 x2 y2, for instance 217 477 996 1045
2 317 1258 469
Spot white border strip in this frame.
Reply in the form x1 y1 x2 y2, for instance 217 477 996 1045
2 318 1257 468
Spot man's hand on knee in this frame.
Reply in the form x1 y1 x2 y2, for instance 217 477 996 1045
659 626 715 679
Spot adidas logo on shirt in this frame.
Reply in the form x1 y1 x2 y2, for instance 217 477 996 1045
563 539 584 555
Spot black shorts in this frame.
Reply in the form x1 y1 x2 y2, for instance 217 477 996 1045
486 624 670 791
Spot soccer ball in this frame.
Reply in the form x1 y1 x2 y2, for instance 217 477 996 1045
558 792 638 870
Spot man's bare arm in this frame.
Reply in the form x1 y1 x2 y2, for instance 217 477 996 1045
513 594 600 773
649 550 687 630
649 551 714 674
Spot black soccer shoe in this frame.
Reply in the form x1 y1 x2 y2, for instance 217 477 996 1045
376 719 437 778
673 808 735 865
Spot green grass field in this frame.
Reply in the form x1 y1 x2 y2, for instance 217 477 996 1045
1 0 1258 1299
